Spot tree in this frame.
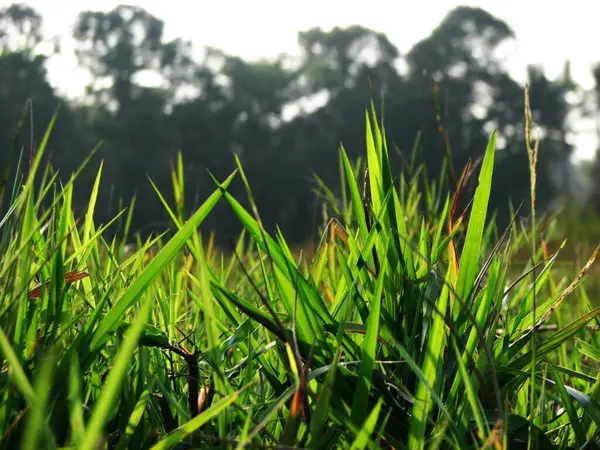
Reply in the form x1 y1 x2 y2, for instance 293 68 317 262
73 5 193 114
297 25 400 97
0 3 578 244
0 3 43 52
71 5 199 236
0 4 83 211
399 7 574 222
171 48 305 240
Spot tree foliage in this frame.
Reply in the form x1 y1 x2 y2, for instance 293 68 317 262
0 3 590 245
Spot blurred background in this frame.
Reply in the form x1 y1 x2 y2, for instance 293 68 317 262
1 1 600 248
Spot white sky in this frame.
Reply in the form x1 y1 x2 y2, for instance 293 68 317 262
3 0 600 160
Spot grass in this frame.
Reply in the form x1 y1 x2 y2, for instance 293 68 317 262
0 92 599 450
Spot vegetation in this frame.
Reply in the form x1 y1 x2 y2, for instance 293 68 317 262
0 87 599 449
2 3 599 246
1 3 600 449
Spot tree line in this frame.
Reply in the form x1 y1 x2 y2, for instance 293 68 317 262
1 3 598 245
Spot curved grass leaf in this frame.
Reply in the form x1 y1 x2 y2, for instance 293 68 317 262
455 130 496 303
89 172 236 351
509 306 600 371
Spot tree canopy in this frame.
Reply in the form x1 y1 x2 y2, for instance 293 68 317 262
0 3 594 245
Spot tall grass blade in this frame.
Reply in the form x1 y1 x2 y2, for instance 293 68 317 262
455 130 496 304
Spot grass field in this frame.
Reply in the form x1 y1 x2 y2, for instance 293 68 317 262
0 98 599 449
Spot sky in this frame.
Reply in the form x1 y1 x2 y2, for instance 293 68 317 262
3 0 600 160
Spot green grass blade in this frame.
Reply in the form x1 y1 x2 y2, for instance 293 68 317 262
80 295 153 450
341 146 369 243
548 363 586 447
509 305 600 371
150 390 241 450
0 327 35 404
408 267 451 450
365 110 382 214
115 381 155 450
450 336 487 444
22 351 57 450
351 237 388 426
90 172 235 351
456 130 496 302
68 352 85 447
349 397 383 450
